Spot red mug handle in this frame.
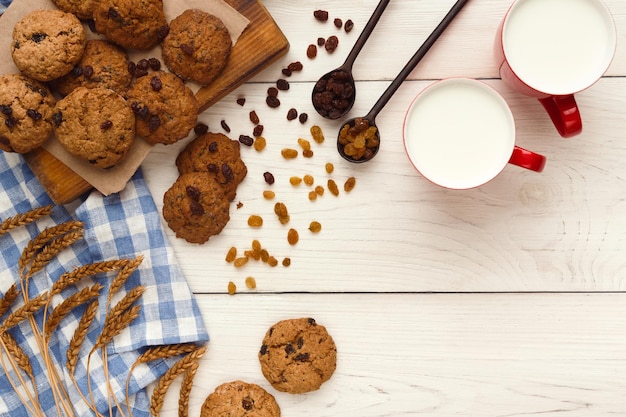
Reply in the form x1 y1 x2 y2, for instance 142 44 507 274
509 146 546 172
538 95 582 138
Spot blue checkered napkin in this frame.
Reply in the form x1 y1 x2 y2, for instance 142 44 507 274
0 151 209 417
0 0 11 16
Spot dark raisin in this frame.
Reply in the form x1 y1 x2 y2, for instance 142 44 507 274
241 399 254 411
267 87 278 97
134 68 148 78
137 59 149 70
4 116 17 129
52 111 63 127
138 105 150 120
317 37 326 46
286 108 298 121
307 44 317 59
25 82 47 97
189 200 204 215
208 141 218 153
313 9 329 22
299 112 308 124
249 110 259 125
13 41 20 50
0 136 11 148
260 344 268 355
287 61 303 71
266 95 280 108
100 120 113 130
186 185 201 201
325 35 339 52
334 18 343 29
263 171 275 185
238 135 254 147
194 123 208 135
222 163 234 181
307 318 316 325
295 353 310 362
236 97 246 106
25 109 42 121
150 76 162 91
148 57 161 71
148 115 160 132
282 68 293 77
220 119 230 133
180 43 194 55
345 19 354 33
71 66 83 78
108 7 119 19
207 163 218 173
156 25 170 41
276 79 289 91
83 65 93 79
252 124 264 137
31 33 47 43
127 61 137 75
0 105 12 115
297 337 304 349
284 343 295 355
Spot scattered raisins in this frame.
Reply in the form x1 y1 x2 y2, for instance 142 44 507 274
268 256 278 267
282 258 291 267
281 68 292 77
274 202 290 224
266 95 280 108
281 148 298 159
220 119 231 132
239 135 254 146
156 25 170 41
287 108 298 120
328 179 339 196
309 221 322 233
263 171 275 185
307 44 317 59
289 176 302 186
287 228 299 245
253 136 266 151
137 59 149 71
297 138 311 151
276 79 289 91
236 97 246 106
302 149 314 158
288 61 303 72
148 57 161 71
310 125 325 143
245 277 257 289
100 120 113 130
253 124 264 137
299 113 308 124
225 247 237 262
227 281 236 295
344 176 356 192
263 190 275 199
248 215 263 227
308 191 317 201
234 257 249 267
249 110 259 125
315 185 325 196
325 162 334 173
325 35 339 53
345 19 354 33
317 37 326 46
303 174 314 186
267 87 279 97
334 18 343 28
313 9 329 22
194 122 208 135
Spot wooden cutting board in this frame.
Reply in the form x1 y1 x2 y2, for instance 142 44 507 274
23 0 289 205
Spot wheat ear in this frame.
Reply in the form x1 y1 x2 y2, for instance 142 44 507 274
107 256 144 307
51 259 130 297
0 292 49 334
0 284 20 318
23 229 84 283
94 305 141 351
177 359 200 417
1 332 33 379
0 205 53 237
149 346 207 417
45 283 103 337
67 299 99 376
104 285 146 326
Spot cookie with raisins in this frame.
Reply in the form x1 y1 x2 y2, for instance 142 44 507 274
93 0 167 50
53 40 132 96
175 132 247 201
162 172 231 244
0 74 56 154
11 9 86 82
53 87 135 169
259 317 337 394
200 380 280 417
52 0 96 20
125 71 198 145
161 9 232 85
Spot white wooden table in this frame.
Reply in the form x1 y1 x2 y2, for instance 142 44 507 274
142 1 626 415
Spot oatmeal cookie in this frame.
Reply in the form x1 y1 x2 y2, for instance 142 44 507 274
52 0 96 20
259 317 337 394
161 9 232 85
125 71 198 145
162 172 231 244
175 133 247 201
53 87 135 169
200 380 280 417
53 40 132 96
11 9 86 82
93 0 167 50
0 74 56 153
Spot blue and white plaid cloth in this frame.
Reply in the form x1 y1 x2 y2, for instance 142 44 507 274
0 151 209 417
0 0 11 16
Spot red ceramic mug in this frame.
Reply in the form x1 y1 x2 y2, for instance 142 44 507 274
494 0 616 138
403 78 545 190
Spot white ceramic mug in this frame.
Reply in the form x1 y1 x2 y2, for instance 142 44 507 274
494 0 616 138
403 78 546 190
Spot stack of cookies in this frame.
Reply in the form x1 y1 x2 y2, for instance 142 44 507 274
0 0 233 169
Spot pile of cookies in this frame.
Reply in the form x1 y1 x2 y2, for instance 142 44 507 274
0 0 232 169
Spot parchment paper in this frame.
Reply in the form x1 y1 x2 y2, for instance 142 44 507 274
0 0 249 196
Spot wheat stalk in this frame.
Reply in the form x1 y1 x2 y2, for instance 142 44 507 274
107 256 144 308
23 230 85 283
1 332 34 379
66 299 99 376
0 292 49 334
94 305 141 351
45 283 103 337
51 259 130 298
0 205 53 238
0 284 20 318
149 346 207 417
177 359 200 417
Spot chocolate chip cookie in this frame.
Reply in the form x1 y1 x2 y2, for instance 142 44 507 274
53 87 135 169
93 0 167 50
200 380 280 417
53 40 132 96
161 9 232 85
258 318 337 394
125 71 198 145
0 74 56 153
11 9 86 82
162 172 231 244
175 132 247 201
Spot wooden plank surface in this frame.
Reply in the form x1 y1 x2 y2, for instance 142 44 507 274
19 0 289 204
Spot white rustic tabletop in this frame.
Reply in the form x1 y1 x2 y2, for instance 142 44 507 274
142 0 626 415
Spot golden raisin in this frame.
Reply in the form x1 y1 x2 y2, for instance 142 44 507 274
310 125 324 143
234 257 249 268
308 191 317 201
327 179 339 196
225 246 237 263
281 148 298 159
303 174 314 186
344 176 356 192
325 162 334 173
260 249 270 263
309 221 322 233
253 136 266 151
315 185 324 195
245 276 257 289
287 228 299 245
263 190 275 199
282 257 291 267
302 149 314 158
297 138 311 151
268 256 278 267
252 239 261 252
289 176 302 186
274 202 290 224
248 215 263 227
227 281 236 295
